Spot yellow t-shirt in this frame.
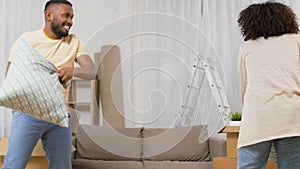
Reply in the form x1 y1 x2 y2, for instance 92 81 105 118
9 29 88 99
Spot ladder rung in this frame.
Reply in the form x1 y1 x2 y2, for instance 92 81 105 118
210 84 223 90
185 114 192 118
193 65 204 70
182 105 194 109
187 85 200 90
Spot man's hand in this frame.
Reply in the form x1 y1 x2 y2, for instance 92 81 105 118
57 67 74 84
55 55 96 85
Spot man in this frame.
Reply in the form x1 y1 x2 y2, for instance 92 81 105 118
2 0 96 168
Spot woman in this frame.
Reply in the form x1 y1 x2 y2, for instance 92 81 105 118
237 2 300 169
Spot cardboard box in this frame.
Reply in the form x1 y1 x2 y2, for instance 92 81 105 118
0 137 75 169
218 126 240 158
0 137 48 169
213 157 277 169
213 157 236 169
217 126 277 169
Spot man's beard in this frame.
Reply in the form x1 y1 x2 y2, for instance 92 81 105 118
51 21 69 38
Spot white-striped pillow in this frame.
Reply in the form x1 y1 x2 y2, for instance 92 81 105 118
0 39 68 127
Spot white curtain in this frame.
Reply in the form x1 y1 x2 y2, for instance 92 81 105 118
118 0 238 136
0 0 45 137
122 0 300 136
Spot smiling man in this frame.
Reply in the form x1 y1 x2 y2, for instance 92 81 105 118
2 0 96 169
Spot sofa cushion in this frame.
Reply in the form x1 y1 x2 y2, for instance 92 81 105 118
76 124 142 161
72 159 144 169
143 161 213 169
142 125 210 161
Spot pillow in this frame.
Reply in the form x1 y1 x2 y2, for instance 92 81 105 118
142 125 210 161
0 39 68 127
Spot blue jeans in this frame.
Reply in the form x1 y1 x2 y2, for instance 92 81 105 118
1 111 72 169
238 136 300 169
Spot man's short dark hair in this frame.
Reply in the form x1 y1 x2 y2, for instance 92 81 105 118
44 0 72 12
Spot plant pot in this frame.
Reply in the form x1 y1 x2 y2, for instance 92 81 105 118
229 121 241 126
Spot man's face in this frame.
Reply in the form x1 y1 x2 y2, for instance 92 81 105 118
50 4 74 38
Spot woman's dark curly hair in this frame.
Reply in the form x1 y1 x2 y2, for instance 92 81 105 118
238 1 299 41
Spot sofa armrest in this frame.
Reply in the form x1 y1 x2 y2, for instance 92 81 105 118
72 136 76 147
72 136 77 159
208 137 226 159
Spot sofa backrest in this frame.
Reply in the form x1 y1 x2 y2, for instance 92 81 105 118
142 125 210 161
75 124 210 162
75 124 143 161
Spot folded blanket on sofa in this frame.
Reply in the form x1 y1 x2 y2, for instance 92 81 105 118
0 39 68 127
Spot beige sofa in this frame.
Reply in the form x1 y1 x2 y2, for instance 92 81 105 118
72 124 226 169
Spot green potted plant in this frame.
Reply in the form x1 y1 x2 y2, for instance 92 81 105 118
229 111 242 126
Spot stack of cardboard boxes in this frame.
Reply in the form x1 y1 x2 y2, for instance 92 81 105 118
213 126 278 169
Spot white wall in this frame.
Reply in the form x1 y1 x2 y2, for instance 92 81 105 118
70 0 136 125
71 0 135 44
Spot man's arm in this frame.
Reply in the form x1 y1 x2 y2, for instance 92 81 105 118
57 55 97 83
74 55 97 79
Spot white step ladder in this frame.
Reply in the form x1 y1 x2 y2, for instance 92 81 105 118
174 55 231 127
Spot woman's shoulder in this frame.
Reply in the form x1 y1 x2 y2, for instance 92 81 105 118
280 33 300 40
